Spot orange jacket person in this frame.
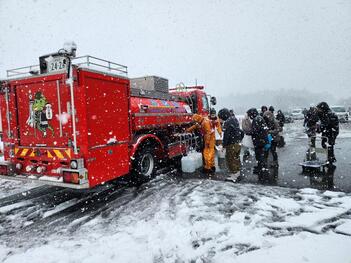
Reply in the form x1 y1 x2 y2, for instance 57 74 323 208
187 114 216 174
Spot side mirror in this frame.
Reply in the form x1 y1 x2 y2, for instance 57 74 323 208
210 96 217 106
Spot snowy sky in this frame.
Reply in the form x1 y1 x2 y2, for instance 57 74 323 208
0 0 351 98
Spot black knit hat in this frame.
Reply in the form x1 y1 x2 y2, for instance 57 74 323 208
247 108 258 119
218 108 231 121
316 102 330 112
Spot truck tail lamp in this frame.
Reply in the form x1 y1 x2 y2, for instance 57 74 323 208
36 166 46 174
15 163 22 170
70 159 84 169
62 167 88 185
0 164 9 175
63 171 80 184
25 165 35 172
0 162 14 175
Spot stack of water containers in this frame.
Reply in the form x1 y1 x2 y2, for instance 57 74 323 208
181 150 203 173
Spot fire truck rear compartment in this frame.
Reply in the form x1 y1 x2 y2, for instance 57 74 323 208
0 51 211 189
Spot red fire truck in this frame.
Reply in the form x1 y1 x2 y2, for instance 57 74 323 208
0 46 215 189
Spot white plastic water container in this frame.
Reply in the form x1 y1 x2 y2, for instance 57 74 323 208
215 152 220 171
215 145 226 170
242 135 254 149
181 150 203 173
181 155 196 173
195 152 203 168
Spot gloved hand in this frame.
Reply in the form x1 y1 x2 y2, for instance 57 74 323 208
267 134 273 143
264 143 271 151
264 134 273 151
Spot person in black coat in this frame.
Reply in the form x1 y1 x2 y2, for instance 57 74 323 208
276 110 286 128
316 102 339 164
268 106 275 114
304 106 319 148
218 108 244 180
247 108 269 174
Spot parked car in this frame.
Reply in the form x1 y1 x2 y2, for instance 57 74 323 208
331 106 349 123
291 109 304 120
282 112 294 123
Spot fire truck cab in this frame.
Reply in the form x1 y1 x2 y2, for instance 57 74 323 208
0 46 216 189
170 85 213 116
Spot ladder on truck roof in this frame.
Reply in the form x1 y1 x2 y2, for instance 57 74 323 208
6 55 128 78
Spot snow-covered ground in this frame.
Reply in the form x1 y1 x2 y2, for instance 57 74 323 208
0 179 38 199
0 122 351 262
0 176 350 263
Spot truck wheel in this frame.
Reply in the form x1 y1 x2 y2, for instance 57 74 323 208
132 145 158 183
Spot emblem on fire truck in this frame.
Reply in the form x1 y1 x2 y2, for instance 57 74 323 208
26 91 54 137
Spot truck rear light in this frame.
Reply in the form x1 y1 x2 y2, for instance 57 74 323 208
70 160 78 169
15 163 22 170
0 165 8 175
70 159 84 169
25 165 34 172
63 171 80 184
0 162 15 175
36 166 46 174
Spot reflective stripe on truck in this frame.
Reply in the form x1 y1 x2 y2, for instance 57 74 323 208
14 147 72 159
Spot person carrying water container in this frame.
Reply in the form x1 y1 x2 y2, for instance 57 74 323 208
241 112 254 161
187 114 216 174
218 108 244 182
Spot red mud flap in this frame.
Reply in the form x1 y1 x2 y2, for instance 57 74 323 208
0 174 89 189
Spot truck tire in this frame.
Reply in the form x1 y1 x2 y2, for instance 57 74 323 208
132 144 158 183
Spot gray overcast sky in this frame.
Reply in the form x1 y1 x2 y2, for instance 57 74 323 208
0 0 350 98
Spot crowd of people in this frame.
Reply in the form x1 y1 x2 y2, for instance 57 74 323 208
186 101 339 183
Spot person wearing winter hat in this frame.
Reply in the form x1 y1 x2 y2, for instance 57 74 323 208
247 108 269 175
316 102 339 164
187 114 216 174
268 106 275 113
263 110 282 167
218 108 244 182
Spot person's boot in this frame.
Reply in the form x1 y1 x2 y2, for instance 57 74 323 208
270 160 279 168
327 146 336 164
328 157 336 164
253 166 259 174
225 171 240 183
202 168 211 175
